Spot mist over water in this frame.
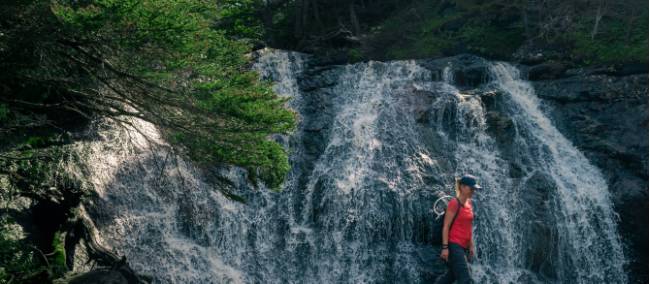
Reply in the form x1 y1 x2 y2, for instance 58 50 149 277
75 50 626 283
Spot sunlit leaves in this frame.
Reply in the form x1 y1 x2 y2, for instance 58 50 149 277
50 0 295 189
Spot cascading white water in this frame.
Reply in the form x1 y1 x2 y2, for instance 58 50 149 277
487 62 627 283
74 50 627 284
286 60 447 283
70 117 251 283
432 69 524 282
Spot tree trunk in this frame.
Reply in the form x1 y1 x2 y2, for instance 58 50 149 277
349 2 360 36
311 0 324 32
521 2 530 40
294 0 304 40
590 0 605 40
302 0 310 36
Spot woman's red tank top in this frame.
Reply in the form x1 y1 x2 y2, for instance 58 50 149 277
448 198 473 249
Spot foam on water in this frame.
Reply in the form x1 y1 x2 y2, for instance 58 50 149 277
73 50 627 283
487 62 626 283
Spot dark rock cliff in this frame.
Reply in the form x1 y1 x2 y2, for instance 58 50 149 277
8 50 643 283
306 53 648 282
422 55 648 282
530 71 648 283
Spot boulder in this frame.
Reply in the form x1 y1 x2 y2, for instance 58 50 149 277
527 62 567 80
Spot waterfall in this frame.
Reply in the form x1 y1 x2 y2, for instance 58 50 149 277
70 116 252 283
485 62 627 283
75 50 627 283
435 67 523 282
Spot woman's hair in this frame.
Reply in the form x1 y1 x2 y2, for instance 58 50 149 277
454 176 461 197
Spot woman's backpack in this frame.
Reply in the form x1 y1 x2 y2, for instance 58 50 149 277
432 196 462 245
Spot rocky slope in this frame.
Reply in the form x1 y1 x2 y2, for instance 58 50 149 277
530 70 648 282
6 50 644 283
67 49 645 283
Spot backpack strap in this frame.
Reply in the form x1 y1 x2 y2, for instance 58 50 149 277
448 197 462 232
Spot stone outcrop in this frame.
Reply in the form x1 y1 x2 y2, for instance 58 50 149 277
530 71 648 282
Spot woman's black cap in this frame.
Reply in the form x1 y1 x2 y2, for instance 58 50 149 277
460 174 482 190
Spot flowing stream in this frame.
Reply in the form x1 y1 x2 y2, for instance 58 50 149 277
73 50 627 283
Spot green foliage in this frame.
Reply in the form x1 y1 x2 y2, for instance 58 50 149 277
29 0 295 189
569 14 648 65
1 0 296 189
0 1 288 282
345 0 647 65
375 1 526 60
347 48 365 62
51 0 244 78
0 144 83 283
216 0 265 40
25 136 46 148
458 24 525 57
0 105 9 122
0 218 46 284
49 231 66 278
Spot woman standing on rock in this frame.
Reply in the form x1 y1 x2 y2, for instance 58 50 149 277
436 174 481 284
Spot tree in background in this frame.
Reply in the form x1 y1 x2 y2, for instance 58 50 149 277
249 0 647 64
0 0 295 190
1 1 295 282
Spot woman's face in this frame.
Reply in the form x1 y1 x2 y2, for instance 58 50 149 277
460 184 474 197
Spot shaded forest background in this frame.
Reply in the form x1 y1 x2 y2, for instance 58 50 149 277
231 0 647 65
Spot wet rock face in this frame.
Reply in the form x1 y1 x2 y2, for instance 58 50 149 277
532 74 649 282
82 49 646 283
416 56 648 282
278 53 635 282
67 262 147 284
527 62 567 80
419 54 489 90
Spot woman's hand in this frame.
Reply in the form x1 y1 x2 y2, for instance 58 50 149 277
440 248 449 262
468 246 475 262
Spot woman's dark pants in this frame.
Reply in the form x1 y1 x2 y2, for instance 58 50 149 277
435 243 473 284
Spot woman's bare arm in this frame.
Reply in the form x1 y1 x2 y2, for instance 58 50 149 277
468 229 475 262
440 199 458 261
442 200 456 246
